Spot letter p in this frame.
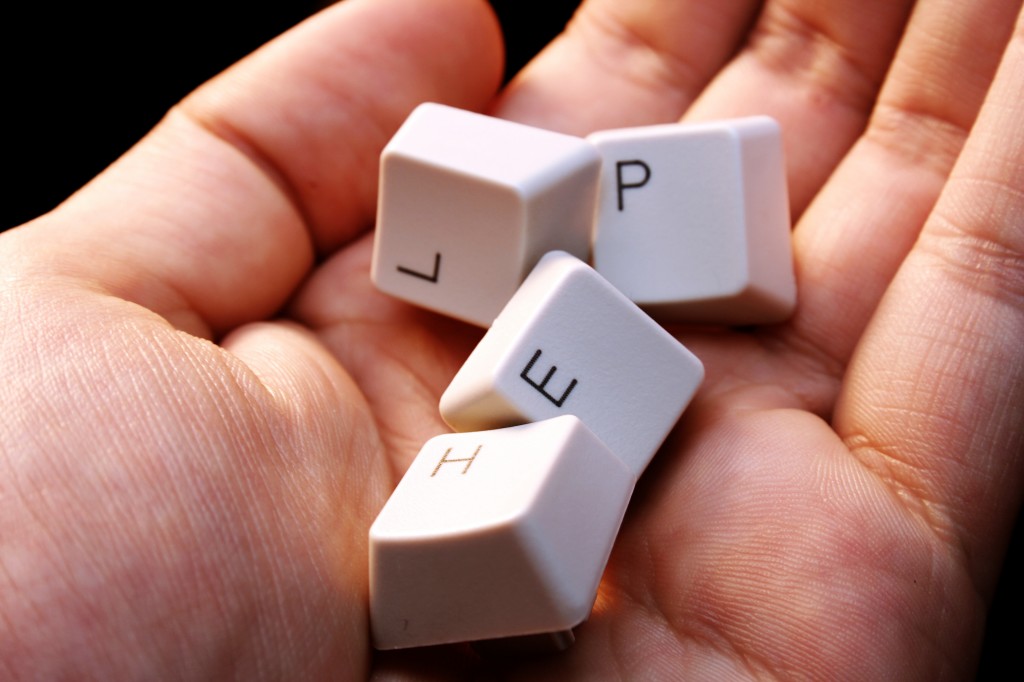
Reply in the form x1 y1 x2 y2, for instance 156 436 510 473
615 160 651 211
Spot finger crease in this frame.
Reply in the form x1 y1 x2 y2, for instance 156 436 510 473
923 188 1024 306
759 325 847 413
621 536 787 681
844 431 969 558
864 102 970 178
746 5 883 117
572 7 708 105
172 104 315 251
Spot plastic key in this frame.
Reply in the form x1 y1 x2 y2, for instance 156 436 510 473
370 102 600 327
439 251 704 479
369 415 634 650
588 116 796 324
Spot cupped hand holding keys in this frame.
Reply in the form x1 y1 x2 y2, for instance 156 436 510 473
1 0 1021 679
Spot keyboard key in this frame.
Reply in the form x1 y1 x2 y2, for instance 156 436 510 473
370 103 601 327
439 251 704 478
369 416 634 650
588 116 796 324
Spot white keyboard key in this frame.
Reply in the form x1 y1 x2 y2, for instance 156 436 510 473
370 103 600 327
370 416 634 650
439 251 704 478
588 117 796 324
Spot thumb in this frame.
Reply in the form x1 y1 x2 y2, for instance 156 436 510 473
8 0 503 339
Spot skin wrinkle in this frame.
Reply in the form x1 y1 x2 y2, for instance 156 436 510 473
754 326 846 417
0 460 81 652
846 278 1024 548
782 145 948 364
109 250 215 342
151 358 346 679
236 327 391 577
924 196 1024 303
152 111 312 337
203 400 299 673
152 341 264 463
807 523 929 676
0 552 28 665
687 329 839 421
864 101 970 178
879 1 1023 123
211 335 385 663
842 342 992 571
627 435 794 679
572 4 709 107
172 104 315 265
684 413 933 675
360 339 456 482
611 539 684 666
3 354 213 678
684 596 785 681
690 558 787 676
181 0 503 257
35 162 295 342
745 2 889 118
769 310 850 384
0 290 72 458
96 332 304 678
845 429 959 539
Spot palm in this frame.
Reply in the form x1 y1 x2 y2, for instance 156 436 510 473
307 240 968 680
3 0 1021 680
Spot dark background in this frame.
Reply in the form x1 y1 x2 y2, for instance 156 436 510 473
3 1 1018 677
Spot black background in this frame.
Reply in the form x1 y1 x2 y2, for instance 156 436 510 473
3 1 1018 676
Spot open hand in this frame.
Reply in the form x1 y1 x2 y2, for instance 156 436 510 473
1 1 1021 679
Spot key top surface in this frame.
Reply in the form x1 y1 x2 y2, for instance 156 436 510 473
369 416 634 650
439 251 704 478
588 116 796 324
371 102 600 327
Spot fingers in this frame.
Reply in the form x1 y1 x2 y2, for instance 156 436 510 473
836 8 1024 593
491 0 762 133
492 0 917 227
777 0 1021 400
685 0 915 215
7 0 503 338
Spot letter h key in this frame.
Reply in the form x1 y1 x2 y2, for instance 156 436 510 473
370 416 633 650
440 251 704 479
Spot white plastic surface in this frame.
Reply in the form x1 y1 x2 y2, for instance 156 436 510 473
588 117 796 324
439 251 704 478
369 416 634 650
371 102 600 327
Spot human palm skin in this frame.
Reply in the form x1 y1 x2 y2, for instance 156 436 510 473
1 0 1022 680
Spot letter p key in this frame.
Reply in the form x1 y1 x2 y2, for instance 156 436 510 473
589 117 796 325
